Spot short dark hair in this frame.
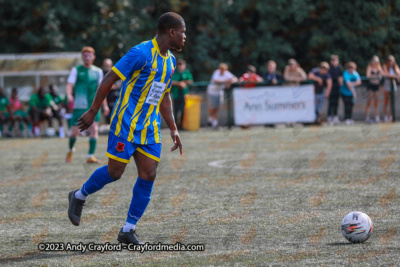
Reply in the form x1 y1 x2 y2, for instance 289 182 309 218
157 12 185 33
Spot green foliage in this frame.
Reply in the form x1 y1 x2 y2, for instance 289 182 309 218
1 0 400 80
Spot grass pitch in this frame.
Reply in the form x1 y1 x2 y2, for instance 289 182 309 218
0 123 399 266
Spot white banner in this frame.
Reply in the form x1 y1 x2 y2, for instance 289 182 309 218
233 85 316 125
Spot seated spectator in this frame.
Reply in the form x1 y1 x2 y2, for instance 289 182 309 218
9 87 32 137
340 62 361 125
365 56 383 123
171 59 193 130
263 60 283 85
49 84 66 138
29 87 57 136
327 55 343 125
283 58 307 85
239 65 263 87
382 55 400 122
308 61 332 123
0 87 12 137
207 63 238 129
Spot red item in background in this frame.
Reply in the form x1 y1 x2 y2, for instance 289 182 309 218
240 73 262 88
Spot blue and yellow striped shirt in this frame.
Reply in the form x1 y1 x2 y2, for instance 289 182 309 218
110 38 176 144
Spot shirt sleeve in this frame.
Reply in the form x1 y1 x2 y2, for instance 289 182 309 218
226 71 235 80
98 68 103 86
67 67 77 84
211 70 218 82
343 71 350 82
112 47 146 81
29 94 37 107
45 94 54 107
185 71 193 81
355 71 361 80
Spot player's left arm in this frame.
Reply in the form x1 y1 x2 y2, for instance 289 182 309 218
160 91 183 155
78 70 120 131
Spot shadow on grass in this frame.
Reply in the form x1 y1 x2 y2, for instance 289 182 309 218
0 251 83 264
326 242 355 246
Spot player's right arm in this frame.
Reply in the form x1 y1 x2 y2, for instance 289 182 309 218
77 70 120 131
66 67 77 103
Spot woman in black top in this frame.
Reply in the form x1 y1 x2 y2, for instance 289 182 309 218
365 56 383 123
327 55 343 125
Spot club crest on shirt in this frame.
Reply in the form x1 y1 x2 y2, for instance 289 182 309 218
115 142 125 153
151 68 159 72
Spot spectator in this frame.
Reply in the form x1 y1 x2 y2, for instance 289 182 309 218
308 61 332 123
327 55 343 125
239 65 263 87
66 46 108 163
365 56 383 123
9 87 32 137
0 87 11 137
171 59 193 130
207 63 238 129
49 84 66 138
382 55 400 122
102 58 121 124
29 86 57 136
340 62 361 125
263 60 283 85
283 58 307 85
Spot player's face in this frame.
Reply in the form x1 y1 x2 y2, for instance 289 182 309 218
82 52 95 66
171 24 186 52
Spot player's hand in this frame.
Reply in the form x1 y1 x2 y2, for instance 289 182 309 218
103 105 110 117
44 107 52 116
179 81 186 89
78 109 97 132
170 129 183 155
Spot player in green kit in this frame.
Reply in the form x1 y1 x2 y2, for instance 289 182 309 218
66 47 109 163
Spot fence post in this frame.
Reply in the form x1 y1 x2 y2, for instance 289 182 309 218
227 86 233 128
391 78 396 122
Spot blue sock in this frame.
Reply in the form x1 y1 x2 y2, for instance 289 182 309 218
126 177 154 225
81 165 115 196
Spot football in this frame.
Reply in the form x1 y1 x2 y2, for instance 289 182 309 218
341 211 373 243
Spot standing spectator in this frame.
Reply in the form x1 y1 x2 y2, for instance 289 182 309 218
207 63 238 129
0 87 11 137
239 65 263 87
171 59 193 130
340 62 361 125
327 55 343 125
9 87 32 137
382 55 400 122
308 62 332 123
49 84 65 138
29 86 56 136
263 60 283 85
365 56 383 123
66 46 109 163
283 58 307 85
103 58 121 124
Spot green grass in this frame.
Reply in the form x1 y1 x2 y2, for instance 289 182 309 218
0 123 399 266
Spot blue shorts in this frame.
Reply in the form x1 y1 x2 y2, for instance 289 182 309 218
106 132 162 163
